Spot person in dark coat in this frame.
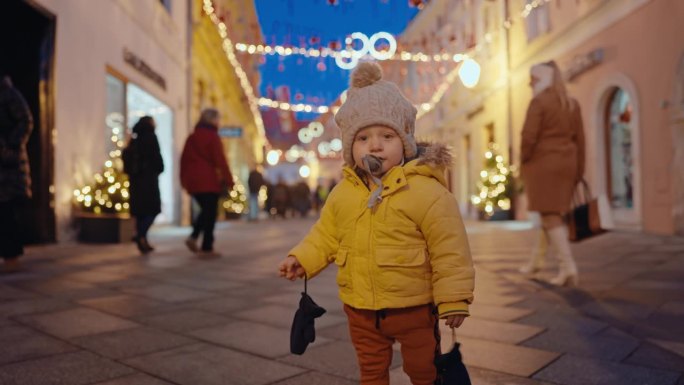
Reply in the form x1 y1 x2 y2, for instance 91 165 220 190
291 180 311 218
271 178 291 219
247 167 265 221
0 73 33 273
180 108 234 257
124 116 164 254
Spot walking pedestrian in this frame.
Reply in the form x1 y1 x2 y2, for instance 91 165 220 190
247 166 265 221
180 108 234 257
0 72 32 273
278 62 475 385
122 116 164 254
518 60 586 286
271 178 290 219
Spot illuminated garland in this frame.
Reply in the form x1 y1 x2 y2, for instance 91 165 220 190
202 0 265 138
203 0 551 117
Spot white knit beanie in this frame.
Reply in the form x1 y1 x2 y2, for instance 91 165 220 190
334 62 418 167
530 63 554 96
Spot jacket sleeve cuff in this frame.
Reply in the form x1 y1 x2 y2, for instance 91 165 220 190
288 244 330 279
437 301 470 318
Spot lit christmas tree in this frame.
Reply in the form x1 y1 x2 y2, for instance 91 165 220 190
222 178 247 218
73 116 130 215
471 143 513 218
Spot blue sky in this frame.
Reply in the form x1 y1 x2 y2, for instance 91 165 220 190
254 0 420 119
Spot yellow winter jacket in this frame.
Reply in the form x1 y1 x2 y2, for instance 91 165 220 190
289 143 475 318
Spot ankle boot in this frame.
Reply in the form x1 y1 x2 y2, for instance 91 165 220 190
519 229 550 275
547 225 578 287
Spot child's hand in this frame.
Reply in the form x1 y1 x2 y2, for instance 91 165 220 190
445 315 466 329
278 255 306 281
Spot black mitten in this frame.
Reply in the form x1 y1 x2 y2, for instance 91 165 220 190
290 288 326 355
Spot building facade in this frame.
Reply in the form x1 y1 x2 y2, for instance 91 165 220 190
1 0 191 242
394 0 684 235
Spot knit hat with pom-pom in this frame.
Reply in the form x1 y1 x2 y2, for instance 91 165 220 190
335 61 418 167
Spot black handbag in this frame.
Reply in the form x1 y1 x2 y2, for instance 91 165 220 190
435 328 471 385
566 179 604 242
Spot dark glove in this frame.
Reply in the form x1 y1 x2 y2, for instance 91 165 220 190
290 291 326 355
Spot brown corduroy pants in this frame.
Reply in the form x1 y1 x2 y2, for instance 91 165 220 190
344 304 438 385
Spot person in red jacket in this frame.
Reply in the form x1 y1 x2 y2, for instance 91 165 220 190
180 108 234 257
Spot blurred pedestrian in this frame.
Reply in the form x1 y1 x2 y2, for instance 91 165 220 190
518 60 585 286
122 116 164 254
291 180 311 218
180 108 234 257
247 166 265 221
278 62 474 384
0 72 32 273
271 178 290 219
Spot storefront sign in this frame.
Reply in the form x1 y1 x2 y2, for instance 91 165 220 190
123 48 167 90
565 48 604 82
219 126 243 138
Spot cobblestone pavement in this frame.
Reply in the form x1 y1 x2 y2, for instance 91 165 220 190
1 217 683 385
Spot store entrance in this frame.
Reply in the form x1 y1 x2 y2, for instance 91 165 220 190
0 0 56 243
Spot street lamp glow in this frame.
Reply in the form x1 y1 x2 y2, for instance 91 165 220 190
266 150 280 166
459 58 481 88
299 165 311 178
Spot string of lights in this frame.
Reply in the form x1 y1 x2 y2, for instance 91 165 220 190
204 0 552 118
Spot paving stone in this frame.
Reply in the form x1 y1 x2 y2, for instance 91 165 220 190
183 296 256 315
658 301 684 316
457 336 560 377
466 366 557 385
71 327 195 359
120 283 218 303
92 373 174 384
16 308 139 339
79 294 173 317
624 341 684 372
0 284 40 301
469 303 535 322
157 276 244 291
0 351 134 385
279 340 401 381
457 318 544 344
631 314 684 343
626 279 684 291
136 309 233 332
233 303 347 330
271 372 357 385
534 354 680 385
517 309 608 334
0 298 73 318
60 270 131 283
318 323 351 341
190 320 326 358
649 339 684 358
522 327 639 361
579 298 657 321
0 325 78 365
124 343 305 385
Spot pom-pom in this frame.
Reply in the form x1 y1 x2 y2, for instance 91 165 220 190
350 62 383 88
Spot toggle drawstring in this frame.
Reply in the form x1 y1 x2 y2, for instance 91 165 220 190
362 155 384 208
375 309 387 330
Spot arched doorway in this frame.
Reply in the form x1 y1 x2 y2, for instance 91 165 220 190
605 88 634 211
593 74 642 230
672 55 684 235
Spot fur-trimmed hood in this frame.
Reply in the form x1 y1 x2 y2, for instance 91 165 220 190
412 141 453 167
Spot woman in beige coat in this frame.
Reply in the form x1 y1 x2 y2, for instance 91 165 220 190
519 61 585 286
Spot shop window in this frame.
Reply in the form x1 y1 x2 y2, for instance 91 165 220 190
105 74 126 152
605 88 633 209
525 0 551 42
